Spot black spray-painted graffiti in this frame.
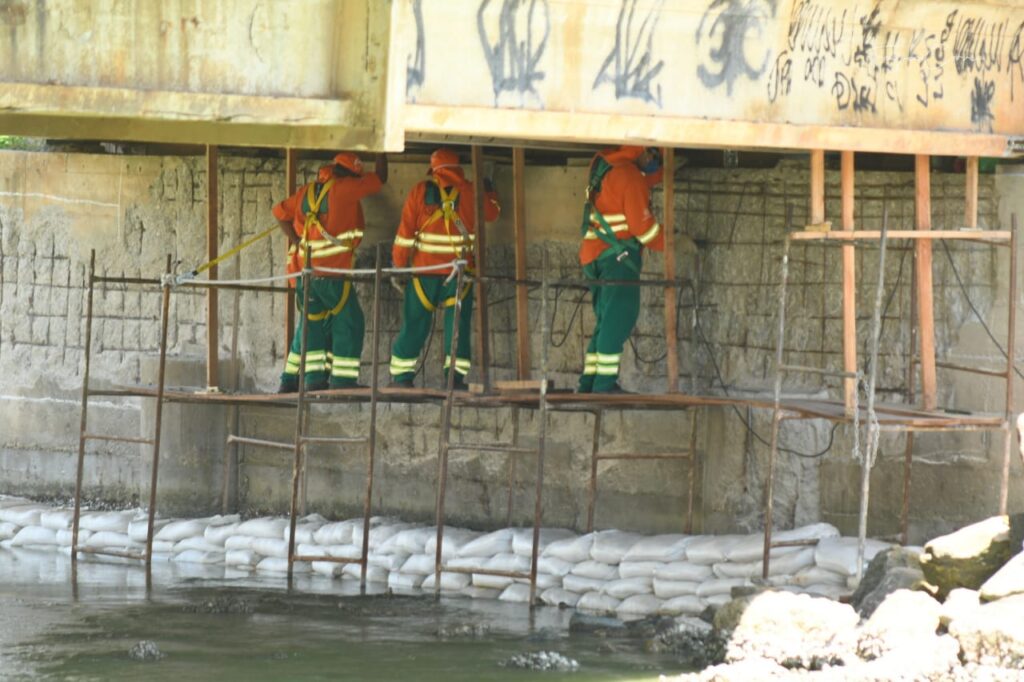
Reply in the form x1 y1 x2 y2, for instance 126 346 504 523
593 0 666 106
477 0 550 107
971 77 996 131
697 0 779 95
1010 22 1024 101
406 0 425 100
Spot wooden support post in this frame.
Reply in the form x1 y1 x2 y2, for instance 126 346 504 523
472 145 491 392
810 150 826 226
663 147 679 393
512 147 531 380
965 156 979 229
206 145 219 389
915 155 937 410
285 148 298 353
841 151 857 415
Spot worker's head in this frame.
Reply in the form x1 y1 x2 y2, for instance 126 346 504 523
332 152 364 178
428 148 464 187
636 147 662 174
316 165 333 183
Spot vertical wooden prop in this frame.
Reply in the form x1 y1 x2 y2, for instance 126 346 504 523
965 157 979 229
285 148 298 352
663 147 679 393
841 151 857 415
915 155 937 411
472 145 491 391
810 150 825 226
512 147 531 379
206 145 219 389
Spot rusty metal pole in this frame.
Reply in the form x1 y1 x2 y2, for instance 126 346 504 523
433 263 465 596
901 241 919 545
71 250 97 566
144 254 174 580
1000 218 1018 515
285 148 298 352
528 253 551 604
506 407 520 526
663 147 679 393
763 237 791 579
361 245 384 586
287 251 312 582
206 144 219 390
471 145 491 392
686 408 698 533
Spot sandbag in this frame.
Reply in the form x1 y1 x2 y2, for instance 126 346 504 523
590 530 643 564
251 537 289 558
313 520 359 546
400 553 436 575
518 573 561 591
499 583 533 603
685 535 745 565
55 529 90 546
622 534 692 563
461 586 501 600
312 561 343 577
725 523 839 563
155 519 208 543
712 547 816 579
0 521 19 541
422 572 472 591
204 522 241 546
813 537 890 576
777 565 847 587
151 540 174 554
424 527 483 559
381 526 436 555
540 588 581 607
353 521 415 550
577 592 621 614
695 577 750 597
224 535 255 551
341 563 388 583
602 576 653 599
511 527 577 557
79 510 134 533
86 531 134 549
174 549 224 565
225 549 259 567
653 578 701 599
256 557 308 573
571 560 618 580
39 509 75 530
236 517 289 539
128 517 169 543
388 572 426 590
446 556 487 572
369 552 412 571
656 562 714 582
617 594 663 617
284 517 327 545
296 543 329 558
327 545 363 560
537 556 575 577
705 593 732 607
619 561 664 579
0 504 46 526
542 533 595 563
457 528 514 558
659 594 706 616
473 572 514 590
802 583 851 600
563 574 606 594
173 536 224 554
11 526 57 547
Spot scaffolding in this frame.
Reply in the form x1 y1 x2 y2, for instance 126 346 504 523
67 147 1021 598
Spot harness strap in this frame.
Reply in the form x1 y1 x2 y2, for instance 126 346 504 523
412 276 473 313
303 280 352 321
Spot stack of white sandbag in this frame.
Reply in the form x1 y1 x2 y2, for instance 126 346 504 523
0 496 890 614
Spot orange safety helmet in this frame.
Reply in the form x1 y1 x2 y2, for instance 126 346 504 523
333 152 364 175
428 148 461 174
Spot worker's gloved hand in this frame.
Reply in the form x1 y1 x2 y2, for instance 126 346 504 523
389 276 406 296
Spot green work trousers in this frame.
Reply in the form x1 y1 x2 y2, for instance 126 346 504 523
389 275 474 383
281 277 365 388
578 246 641 393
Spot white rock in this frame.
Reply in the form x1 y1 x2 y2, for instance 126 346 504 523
857 589 942 658
948 593 1024 668
940 588 980 627
980 551 1024 601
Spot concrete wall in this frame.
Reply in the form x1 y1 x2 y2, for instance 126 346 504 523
1 148 1021 540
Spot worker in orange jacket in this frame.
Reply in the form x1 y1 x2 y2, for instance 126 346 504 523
273 152 388 392
389 148 500 389
577 145 664 393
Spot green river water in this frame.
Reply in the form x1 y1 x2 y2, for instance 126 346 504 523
0 549 695 681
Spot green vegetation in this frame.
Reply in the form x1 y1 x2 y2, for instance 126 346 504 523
0 136 43 150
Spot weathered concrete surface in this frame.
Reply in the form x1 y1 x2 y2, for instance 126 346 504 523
1 148 1022 532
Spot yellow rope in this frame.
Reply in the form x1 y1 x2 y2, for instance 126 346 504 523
191 225 278 276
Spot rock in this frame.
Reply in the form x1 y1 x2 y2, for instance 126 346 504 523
644 616 724 669
842 635 962 681
850 546 922 615
717 591 859 669
980 551 1024 602
182 596 252 614
436 623 490 639
499 651 579 672
568 612 626 635
624 615 674 639
856 589 941 660
940 588 981 628
948 593 1024 668
663 657 796 681
854 566 932 619
921 516 1015 599
128 640 164 662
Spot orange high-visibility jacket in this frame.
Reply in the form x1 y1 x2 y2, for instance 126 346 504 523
273 172 383 273
392 172 500 271
579 148 664 266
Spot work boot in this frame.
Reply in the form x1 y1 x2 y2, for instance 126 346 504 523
277 376 298 394
304 378 330 392
388 378 415 389
451 375 469 392
329 378 365 390
596 383 634 395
